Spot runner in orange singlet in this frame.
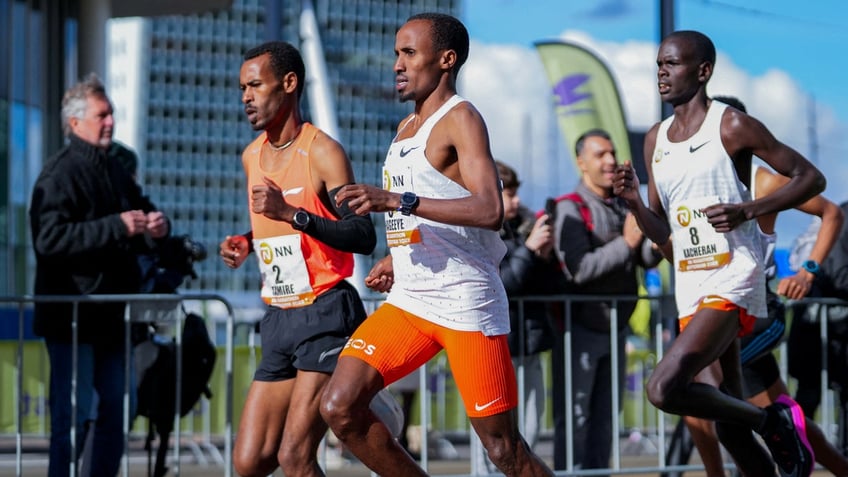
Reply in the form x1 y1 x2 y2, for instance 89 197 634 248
219 41 376 477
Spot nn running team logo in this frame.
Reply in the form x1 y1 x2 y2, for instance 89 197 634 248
653 148 664 163
676 205 692 227
258 241 296 265
259 242 274 265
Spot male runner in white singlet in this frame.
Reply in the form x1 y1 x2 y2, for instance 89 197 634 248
320 12 554 477
613 31 825 477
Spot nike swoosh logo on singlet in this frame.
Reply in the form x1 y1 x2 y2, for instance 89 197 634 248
689 141 711 153
399 146 419 157
282 187 304 197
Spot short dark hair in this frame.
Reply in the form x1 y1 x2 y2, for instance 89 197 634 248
574 128 612 157
665 30 716 66
407 12 469 74
495 160 520 190
712 95 747 113
244 41 306 98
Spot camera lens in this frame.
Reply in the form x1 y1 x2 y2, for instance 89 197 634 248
182 236 207 262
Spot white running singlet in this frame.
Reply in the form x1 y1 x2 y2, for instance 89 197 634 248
382 95 509 335
651 102 767 319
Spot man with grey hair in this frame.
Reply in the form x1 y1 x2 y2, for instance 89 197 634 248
29 73 169 477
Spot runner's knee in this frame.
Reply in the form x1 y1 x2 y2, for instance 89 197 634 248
233 448 276 477
319 386 356 434
646 370 685 411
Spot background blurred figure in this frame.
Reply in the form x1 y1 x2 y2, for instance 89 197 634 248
391 367 422 458
787 198 848 462
29 73 169 477
469 160 560 472
550 129 663 473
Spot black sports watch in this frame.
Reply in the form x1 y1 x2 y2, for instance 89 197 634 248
802 259 821 277
398 191 419 216
292 208 311 231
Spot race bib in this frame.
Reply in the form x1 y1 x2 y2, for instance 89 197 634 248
385 212 421 247
382 166 421 247
254 234 316 308
670 196 731 272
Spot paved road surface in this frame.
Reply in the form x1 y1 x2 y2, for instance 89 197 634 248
0 435 835 476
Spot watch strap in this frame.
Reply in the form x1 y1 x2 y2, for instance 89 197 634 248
802 259 821 276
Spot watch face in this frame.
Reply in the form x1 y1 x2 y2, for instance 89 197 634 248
294 210 309 227
400 192 418 215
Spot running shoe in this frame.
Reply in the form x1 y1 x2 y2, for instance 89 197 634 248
760 394 815 477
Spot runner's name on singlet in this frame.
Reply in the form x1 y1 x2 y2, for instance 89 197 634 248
253 235 316 308
383 167 421 247
670 196 731 272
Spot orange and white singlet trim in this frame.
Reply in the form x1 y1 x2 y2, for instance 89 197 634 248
241 123 353 308
651 102 767 320
678 295 758 337
381 95 509 335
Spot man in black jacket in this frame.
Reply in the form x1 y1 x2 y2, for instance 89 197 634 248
29 73 169 477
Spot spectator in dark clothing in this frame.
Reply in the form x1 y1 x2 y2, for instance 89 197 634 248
550 129 663 473
29 73 169 477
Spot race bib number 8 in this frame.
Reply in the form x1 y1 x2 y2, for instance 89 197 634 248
671 197 731 272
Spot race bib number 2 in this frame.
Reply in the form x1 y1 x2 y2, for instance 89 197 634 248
254 235 316 308
671 197 731 272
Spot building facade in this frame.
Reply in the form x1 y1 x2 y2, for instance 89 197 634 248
109 0 460 304
1 0 72 297
3 0 459 303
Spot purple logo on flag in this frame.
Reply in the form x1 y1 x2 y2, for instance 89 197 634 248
553 74 594 115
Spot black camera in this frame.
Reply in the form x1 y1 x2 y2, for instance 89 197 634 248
139 234 207 293
544 197 557 226
181 235 207 264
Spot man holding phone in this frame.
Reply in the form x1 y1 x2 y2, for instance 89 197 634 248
549 128 664 471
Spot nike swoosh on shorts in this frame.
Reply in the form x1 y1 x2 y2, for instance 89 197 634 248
318 346 344 363
474 397 502 412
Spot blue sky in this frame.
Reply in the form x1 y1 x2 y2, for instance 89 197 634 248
462 0 846 124
456 0 848 249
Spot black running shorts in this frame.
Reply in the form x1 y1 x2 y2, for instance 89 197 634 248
253 280 367 381
742 352 781 399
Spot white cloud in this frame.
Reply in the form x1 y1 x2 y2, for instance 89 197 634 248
459 31 848 247
459 40 574 210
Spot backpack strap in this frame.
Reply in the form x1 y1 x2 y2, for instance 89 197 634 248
553 192 593 232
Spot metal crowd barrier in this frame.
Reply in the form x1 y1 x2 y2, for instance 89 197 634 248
388 292 847 476
0 293 235 477
2 292 845 476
